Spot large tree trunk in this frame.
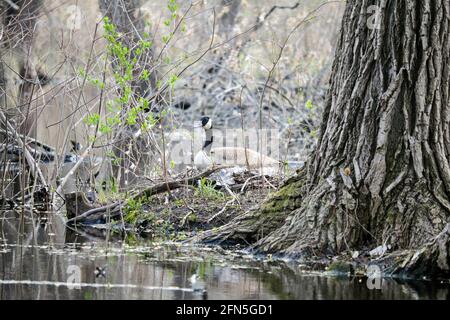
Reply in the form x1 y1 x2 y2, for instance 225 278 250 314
200 0 450 277
0 1 6 109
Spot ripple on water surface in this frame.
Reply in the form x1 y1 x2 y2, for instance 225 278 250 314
0 212 449 300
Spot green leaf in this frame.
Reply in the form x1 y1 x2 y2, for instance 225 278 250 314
140 69 150 81
99 123 112 134
77 67 86 77
85 113 100 126
168 74 178 89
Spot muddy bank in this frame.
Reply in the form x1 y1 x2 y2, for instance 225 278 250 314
61 170 450 283
66 170 282 242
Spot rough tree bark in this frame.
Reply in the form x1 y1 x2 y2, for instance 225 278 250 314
200 0 450 278
0 1 6 108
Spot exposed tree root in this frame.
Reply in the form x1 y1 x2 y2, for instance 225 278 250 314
196 167 450 278
254 176 448 254
194 168 308 245
392 224 450 278
193 0 450 279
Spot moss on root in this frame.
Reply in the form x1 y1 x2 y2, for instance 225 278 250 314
194 169 309 245
260 175 306 215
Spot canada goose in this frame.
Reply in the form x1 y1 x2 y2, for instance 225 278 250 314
194 116 280 171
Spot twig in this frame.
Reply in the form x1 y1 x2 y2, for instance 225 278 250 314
262 175 277 190
135 165 230 199
0 110 47 186
261 2 301 21
55 44 107 195
66 165 232 224
240 175 259 193
217 175 240 204
4 0 19 11
179 204 196 228
55 145 93 195
207 198 235 224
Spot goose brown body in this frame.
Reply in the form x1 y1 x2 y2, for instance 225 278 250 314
209 147 279 168
193 117 280 170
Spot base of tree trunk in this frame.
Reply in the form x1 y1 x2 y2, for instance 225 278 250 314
195 168 308 245
390 224 450 278
195 169 450 279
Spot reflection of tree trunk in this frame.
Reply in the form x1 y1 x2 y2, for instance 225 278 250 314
266 263 446 299
202 1 450 278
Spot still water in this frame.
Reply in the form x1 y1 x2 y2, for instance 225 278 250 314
0 211 449 300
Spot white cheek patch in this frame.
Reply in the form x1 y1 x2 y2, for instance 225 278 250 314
204 118 212 130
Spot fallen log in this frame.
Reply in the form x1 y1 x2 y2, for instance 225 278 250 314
0 128 55 153
0 197 16 210
135 165 231 199
65 192 101 220
1 143 56 162
65 165 231 225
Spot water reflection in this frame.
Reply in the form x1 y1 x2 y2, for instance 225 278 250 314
0 211 449 300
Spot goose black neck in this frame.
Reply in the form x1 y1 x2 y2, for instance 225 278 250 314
203 127 213 152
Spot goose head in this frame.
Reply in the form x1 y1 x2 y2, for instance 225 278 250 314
200 116 212 130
